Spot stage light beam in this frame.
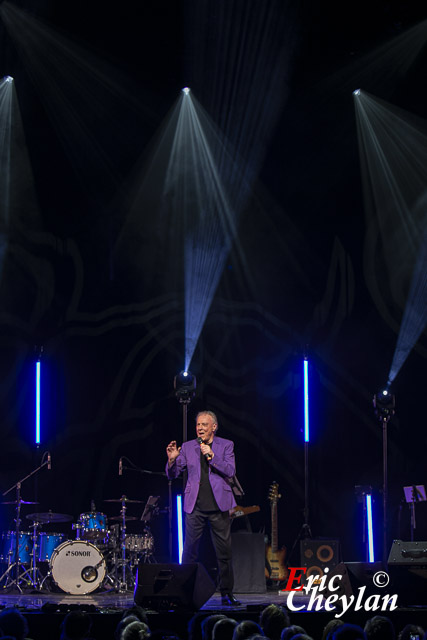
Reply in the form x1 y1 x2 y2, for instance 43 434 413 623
354 90 427 386
163 90 239 371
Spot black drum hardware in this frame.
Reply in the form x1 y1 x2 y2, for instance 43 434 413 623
0 496 159 594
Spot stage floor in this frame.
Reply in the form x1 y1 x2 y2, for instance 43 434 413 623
0 587 301 611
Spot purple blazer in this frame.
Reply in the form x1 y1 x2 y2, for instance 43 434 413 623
166 436 237 514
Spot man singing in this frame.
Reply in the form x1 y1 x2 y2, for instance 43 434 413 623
166 410 240 606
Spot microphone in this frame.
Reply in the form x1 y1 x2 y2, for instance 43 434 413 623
81 566 98 583
197 437 212 462
47 452 51 470
119 457 122 476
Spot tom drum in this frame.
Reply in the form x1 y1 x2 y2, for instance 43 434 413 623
0 531 32 564
37 532 66 562
78 512 108 542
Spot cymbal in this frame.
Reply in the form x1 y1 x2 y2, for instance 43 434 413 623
109 516 139 522
2 500 39 505
26 512 73 523
104 496 144 504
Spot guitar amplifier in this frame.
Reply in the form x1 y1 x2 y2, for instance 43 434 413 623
300 539 341 580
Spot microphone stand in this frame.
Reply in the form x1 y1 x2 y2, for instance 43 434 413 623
2 453 50 592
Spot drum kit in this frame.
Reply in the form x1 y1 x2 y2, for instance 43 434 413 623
0 495 159 595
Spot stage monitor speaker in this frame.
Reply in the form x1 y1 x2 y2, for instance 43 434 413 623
232 532 266 593
300 539 340 580
323 561 385 598
387 540 427 605
134 563 216 611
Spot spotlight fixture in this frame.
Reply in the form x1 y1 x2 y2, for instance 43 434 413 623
174 370 196 404
3 76 13 83
353 88 361 96
182 87 190 95
373 388 395 422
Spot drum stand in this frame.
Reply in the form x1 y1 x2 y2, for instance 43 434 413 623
102 493 158 593
106 549 135 593
1 453 50 592
0 509 46 592
139 525 156 564
27 520 45 590
1 492 40 591
105 497 135 593
0 553 33 591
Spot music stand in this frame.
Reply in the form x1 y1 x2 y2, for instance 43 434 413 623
139 496 159 563
403 485 426 541
141 496 160 523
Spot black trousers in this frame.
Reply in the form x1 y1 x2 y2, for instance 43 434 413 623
182 506 234 595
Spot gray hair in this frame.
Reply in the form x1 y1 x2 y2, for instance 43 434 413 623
196 410 219 430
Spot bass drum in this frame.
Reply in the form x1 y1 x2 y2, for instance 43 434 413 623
50 540 106 595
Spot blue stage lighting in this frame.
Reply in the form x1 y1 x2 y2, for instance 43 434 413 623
35 360 41 444
176 494 184 563
366 493 375 562
182 87 190 95
303 358 309 442
3 76 13 83
373 387 395 421
174 370 196 403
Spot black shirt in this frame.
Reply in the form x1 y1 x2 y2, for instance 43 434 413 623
195 449 219 511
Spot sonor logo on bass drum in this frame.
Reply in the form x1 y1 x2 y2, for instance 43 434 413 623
65 550 92 557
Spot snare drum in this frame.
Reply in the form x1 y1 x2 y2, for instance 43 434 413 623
125 533 154 554
50 540 106 594
0 531 32 564
78 512 108 541
37 532 65 562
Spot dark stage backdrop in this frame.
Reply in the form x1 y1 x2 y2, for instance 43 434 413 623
0 0 427 572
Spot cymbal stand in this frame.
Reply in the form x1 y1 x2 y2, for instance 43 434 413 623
120 460 169 558
2 453 50 592
141 525 156 564
139 496 158 564
0 498 43 591
8 519 47 592
119 497 128 591
108 497 134 592
0 491 26 590
103 520 132 593
28 520 44 590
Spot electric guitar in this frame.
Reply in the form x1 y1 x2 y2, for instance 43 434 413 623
230 505 260 519
265 482 288 582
